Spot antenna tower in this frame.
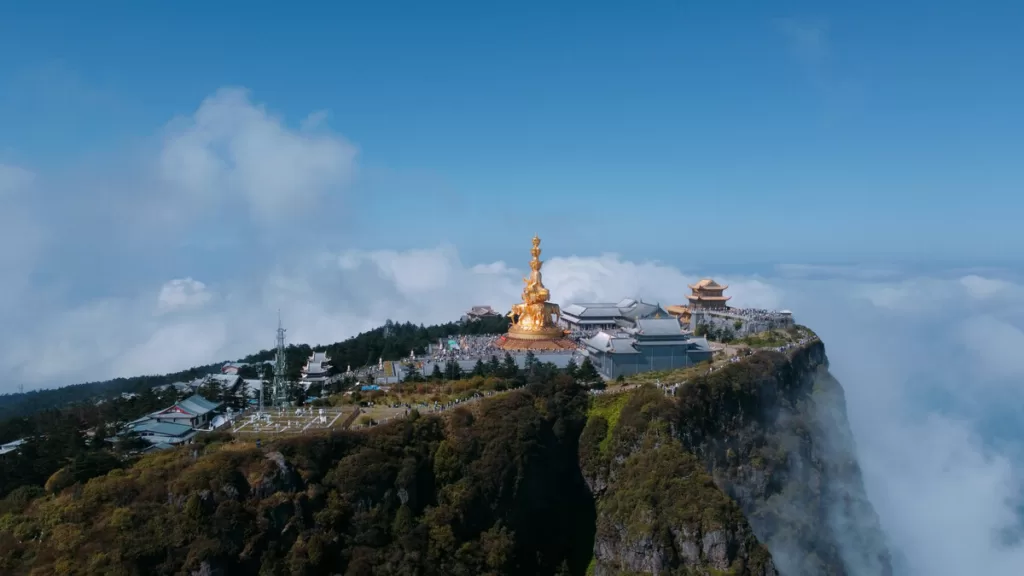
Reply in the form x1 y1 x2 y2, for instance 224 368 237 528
272 311 290 407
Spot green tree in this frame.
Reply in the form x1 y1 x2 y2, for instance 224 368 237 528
431 364 444 381
576 357 601 387
404 364 422 382
524 351 537 373
444 359 463 380
487 354 501 375
472 359 487 377
502 353 519 378
565 358 578 378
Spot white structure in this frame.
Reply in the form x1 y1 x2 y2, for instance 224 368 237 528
301 352 331 385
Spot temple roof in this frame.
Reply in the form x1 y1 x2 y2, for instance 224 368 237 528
134 421 195 437
686 294 731 301
155 394 221 418
688 278 728 291
583 332 640 354
563 299 668 320
633 318 685 336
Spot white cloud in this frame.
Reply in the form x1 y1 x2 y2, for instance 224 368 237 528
961 315 1024 379
961 274 1015 300
4 86 1024 576
159 87 358 223
157 277 213 313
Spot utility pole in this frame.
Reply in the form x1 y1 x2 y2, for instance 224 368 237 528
272 311 289 407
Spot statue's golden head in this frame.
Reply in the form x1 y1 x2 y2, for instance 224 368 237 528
532 235 541 247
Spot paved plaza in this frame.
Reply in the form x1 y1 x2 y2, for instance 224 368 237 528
230 406 354 435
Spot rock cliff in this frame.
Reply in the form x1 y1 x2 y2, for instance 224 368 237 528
580 341 892 576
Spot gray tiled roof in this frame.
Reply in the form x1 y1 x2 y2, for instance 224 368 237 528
610 338 639 354
634 318 684 336
583 332 640 354
688 337 711 352
565 298 668 322
564 303 623 318
174 394 221 416
618 300 668 320
131 421 195 437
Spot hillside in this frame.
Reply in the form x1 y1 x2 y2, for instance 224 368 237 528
0 338 891 576
0 317 511 424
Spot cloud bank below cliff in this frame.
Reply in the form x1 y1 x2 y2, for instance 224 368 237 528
2 87 1023 576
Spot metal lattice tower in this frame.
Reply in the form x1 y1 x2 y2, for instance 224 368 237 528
272 311 290 407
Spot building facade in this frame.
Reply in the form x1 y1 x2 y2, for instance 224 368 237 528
581 318 712 379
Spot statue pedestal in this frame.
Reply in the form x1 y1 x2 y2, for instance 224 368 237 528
498 325 575 351
506 324 566 340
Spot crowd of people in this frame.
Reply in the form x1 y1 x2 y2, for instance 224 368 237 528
427 334 504 362
726 307 792 322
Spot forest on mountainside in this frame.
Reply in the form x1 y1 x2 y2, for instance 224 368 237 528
0 316 510 424
0 316 512 498
0 369 597 576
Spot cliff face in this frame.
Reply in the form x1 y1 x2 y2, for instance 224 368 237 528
580 385 777 576
581 342 892 576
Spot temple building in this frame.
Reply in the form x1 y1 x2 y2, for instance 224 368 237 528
561 298 669 332
497 236 575 351
142 394 222 429
301 352 331 384
581 318 712 379
115 394 223 449
666 278 731 326
686 279 730 311
461 305 501 323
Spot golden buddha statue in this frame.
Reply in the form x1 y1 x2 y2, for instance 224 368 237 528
504 235 566 342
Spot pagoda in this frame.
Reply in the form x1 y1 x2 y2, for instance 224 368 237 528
496 236 575 351
666 278 731 325
686 278 730 311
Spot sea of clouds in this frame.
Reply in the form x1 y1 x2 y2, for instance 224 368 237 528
2 88 1022 575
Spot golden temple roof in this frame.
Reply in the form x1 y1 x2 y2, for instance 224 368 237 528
688 278 728 291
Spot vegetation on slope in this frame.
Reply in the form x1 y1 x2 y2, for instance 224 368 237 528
0 373 595 576
0 316 511 425
580 386 775 576
0 317 513 499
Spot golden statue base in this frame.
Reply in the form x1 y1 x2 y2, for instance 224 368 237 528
506 325 567 340
495 327 577 350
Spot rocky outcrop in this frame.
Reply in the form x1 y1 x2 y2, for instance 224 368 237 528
592 440 777 576
580 341 891 576
582 388 777 576
251 451 304 499
675 342 893 576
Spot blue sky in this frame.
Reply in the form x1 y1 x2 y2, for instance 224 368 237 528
2 5 1024 573
2 0 1022 269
